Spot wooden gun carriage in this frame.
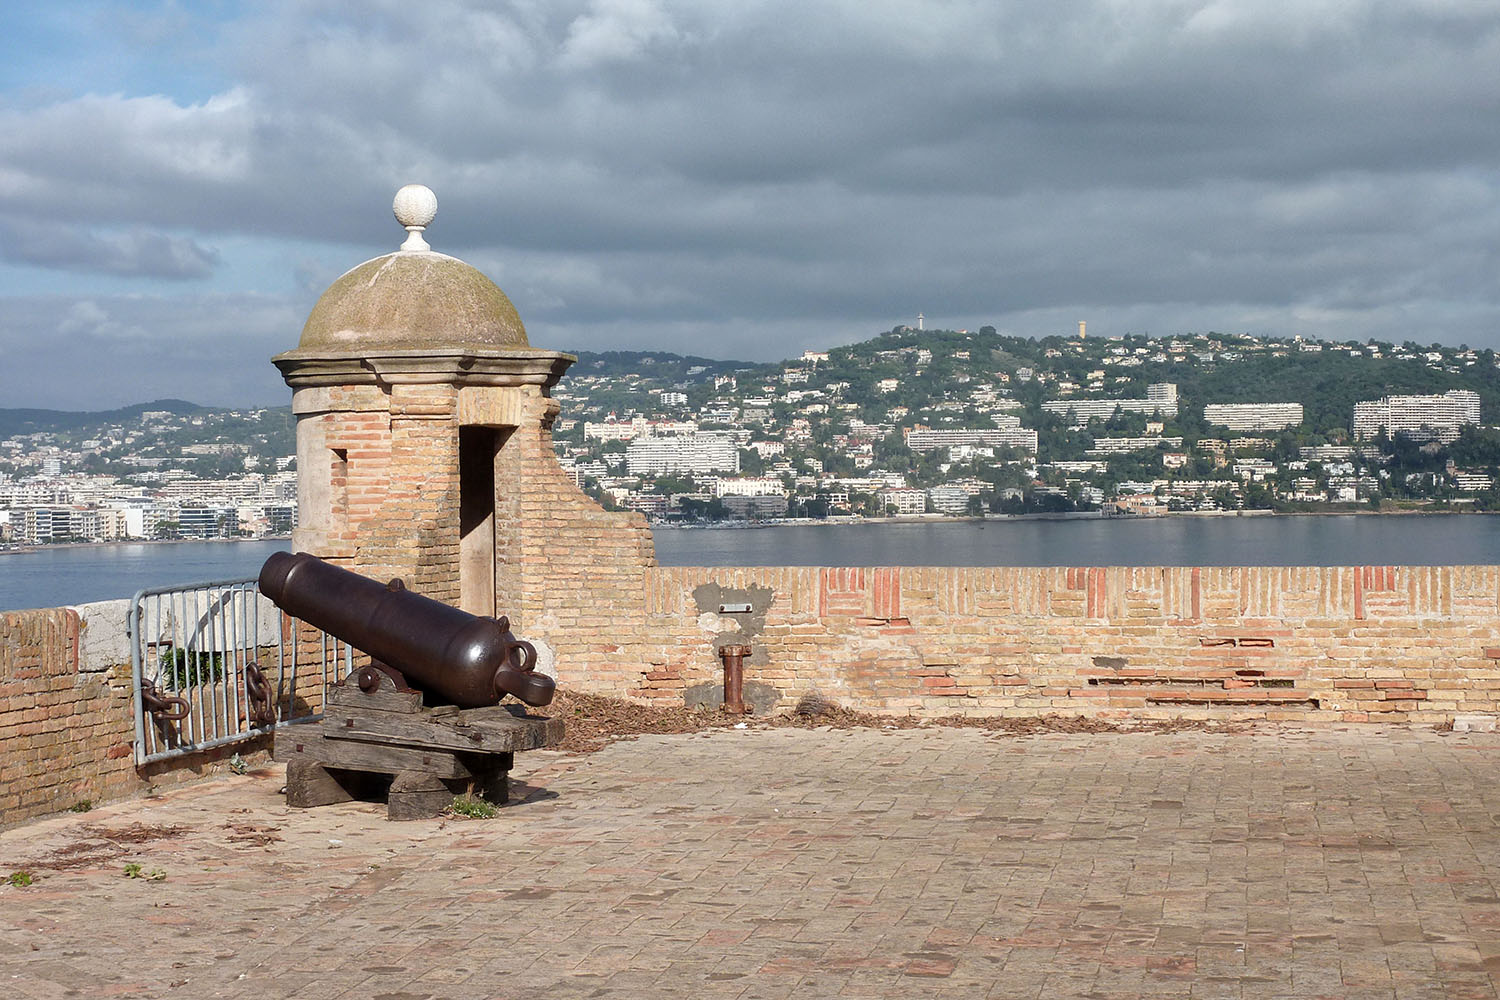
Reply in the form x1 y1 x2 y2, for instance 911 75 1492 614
260 552 563 819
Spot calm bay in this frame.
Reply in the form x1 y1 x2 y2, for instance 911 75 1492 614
653 513 1500 569
4 514 1500 612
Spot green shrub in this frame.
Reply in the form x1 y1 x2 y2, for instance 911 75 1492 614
162 649 226 689
447 795 499 819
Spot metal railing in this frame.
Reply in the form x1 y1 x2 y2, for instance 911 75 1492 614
127 577 356 766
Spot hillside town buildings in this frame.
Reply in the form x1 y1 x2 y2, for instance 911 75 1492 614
6 331 1500 544
0 407 296 545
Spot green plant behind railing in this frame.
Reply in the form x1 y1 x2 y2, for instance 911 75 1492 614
161 648 228 689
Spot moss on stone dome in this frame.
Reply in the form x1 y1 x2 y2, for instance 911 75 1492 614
298 251 531 352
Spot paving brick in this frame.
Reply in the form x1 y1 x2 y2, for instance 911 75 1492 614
2 726 1500 998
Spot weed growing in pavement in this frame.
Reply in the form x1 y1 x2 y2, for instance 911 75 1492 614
7 871 34 887
446 795 499 819
123 863 166 881
228 753 248 775
68 800 93 812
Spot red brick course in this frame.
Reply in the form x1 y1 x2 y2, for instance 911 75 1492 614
546 562 1500 725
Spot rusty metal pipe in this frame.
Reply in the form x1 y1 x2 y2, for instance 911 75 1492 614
719 643 751 715
258 551 553 708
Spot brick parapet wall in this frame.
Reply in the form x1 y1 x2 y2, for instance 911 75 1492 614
0 601 269 830
530 563 1500 725
6 552 1500 828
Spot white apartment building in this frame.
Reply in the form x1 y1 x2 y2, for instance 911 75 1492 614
1232 459 1276 481
748 441 785 458
904 425 1038 454
584 418 700 442
625 434 740 476
1041 382 1179 422
1203 402 1304 432
948 445 994 462
714 477 788 498
1352 390 1480 442
158 476 270 503
928 484 975 514
880 487 928 514
1086 436 1184 454
584 419 645 442
1452 472 1494 492
1299 445 1355 461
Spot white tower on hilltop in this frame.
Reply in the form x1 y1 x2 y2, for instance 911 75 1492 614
917 312 924 331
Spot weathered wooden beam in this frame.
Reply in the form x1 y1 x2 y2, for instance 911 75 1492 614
326 683 425 714
275 726 474 779
387 770 459 821
322 707 562 754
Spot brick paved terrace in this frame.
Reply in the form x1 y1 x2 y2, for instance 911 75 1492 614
4 724 1500 999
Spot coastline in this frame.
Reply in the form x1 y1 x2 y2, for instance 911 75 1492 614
0 535 291 557
7 504 1490 551
7 518 1500 612
653 507 1493 530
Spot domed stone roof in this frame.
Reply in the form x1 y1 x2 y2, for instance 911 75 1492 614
297 250 531 351
295 184 534 353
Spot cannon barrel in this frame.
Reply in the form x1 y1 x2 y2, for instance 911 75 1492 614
258 551 554 708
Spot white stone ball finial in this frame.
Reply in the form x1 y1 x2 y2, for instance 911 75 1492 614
393 184 438 252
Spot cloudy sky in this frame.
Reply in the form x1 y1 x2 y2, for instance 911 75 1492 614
2 0 1498 409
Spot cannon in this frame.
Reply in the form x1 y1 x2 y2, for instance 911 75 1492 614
258 550 554 708
261 552 563 819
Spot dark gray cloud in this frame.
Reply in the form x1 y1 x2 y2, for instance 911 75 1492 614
2 0 1500 407
0 217 219 278
0 294 298 409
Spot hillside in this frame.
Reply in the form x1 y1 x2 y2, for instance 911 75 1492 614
0 399 208 439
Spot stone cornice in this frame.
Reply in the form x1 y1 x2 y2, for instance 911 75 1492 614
272 348 576 390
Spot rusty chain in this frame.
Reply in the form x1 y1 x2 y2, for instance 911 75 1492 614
139 679 190 722
242 662 278 727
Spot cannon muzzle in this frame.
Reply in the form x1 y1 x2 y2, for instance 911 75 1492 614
259 551 554 708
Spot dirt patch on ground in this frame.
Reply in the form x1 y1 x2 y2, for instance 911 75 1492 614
550 689 1243 753
7 823 190 873
223 822 284 848
551 690 747 752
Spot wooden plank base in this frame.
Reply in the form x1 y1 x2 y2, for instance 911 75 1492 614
285 759 389 808
276 727 474 779
387 770 462 821
275 688 559 820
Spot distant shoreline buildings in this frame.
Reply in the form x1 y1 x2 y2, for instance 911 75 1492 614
6 331 1500 540
0 406 296 545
